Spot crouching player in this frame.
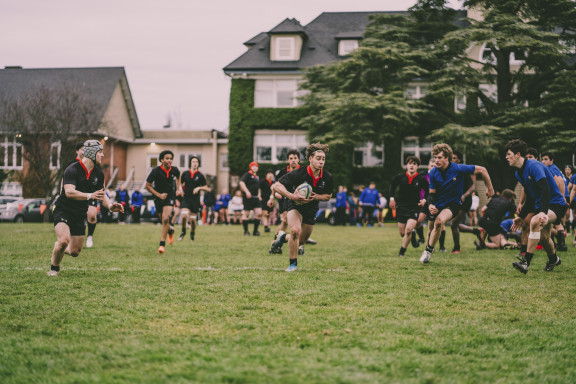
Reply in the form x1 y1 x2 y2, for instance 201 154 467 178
48 140 124 276
270 143 333 272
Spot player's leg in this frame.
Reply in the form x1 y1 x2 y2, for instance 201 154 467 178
421 209 453 263
86 204 98 248
450 209 466 253
253 207 262 235
158 205 173 252
242 209 251 235
49 222 72 276
67 235 86 258
399 219 417 257
286 209 303 271
179 208 190 241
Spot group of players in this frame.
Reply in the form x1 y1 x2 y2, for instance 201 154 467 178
48 138 571 275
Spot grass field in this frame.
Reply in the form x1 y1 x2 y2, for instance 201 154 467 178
1 222 575 383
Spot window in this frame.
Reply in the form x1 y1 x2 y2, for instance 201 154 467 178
274 37 296 61
146 155 159 177
254 79 307 108
220 153 229 171
338 40 359 56
0 136 23 170
479 84 498 107
455 93 467 112
178 153 202 169
49 141 61 170
401 137 432 167
253 131 307 164
353 142 384 167
405 84 428 100
479 43 526 65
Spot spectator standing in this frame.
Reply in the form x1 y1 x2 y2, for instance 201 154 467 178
131 186 144 224
116 185 130 224
334 186 348 226
358 182 380 227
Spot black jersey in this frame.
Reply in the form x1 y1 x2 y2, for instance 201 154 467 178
260 178 273 201
146 165 180 198
181 170 206 200
56 161 105 215
240 171 260 197
278 166 334 212
483 196 516 223
389 172 429 208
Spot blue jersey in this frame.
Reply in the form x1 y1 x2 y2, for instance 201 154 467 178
335 191 347 208
428 162 475 208
548 164 568 198
359 187 380 206
515 159 565 209
570 174 576 186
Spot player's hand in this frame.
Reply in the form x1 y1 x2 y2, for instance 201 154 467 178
291 193 313 205
267 198 274 208
245 192 252 199
418 199 426 207
428 204 438 215
193 187 201 195
389 200 396 210
93 189 106 201
486 187 495 198
158 193 168 200
511 217 523 232
109 203 124 213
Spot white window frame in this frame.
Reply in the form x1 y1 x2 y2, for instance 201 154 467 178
253 130 308 164
219 153 229 171
338 40 359 56
405 84 428 100
353 141 385 167
0 136 23 170
454 93 467 112
479 43 526 65
275 37 296 61
49 141 61 170
254 79 307 108
401 137 432 168
178 153 202 169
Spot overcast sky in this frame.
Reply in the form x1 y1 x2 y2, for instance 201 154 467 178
1 0 462 131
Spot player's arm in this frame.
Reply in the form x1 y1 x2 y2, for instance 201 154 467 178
311 192 332 202
239 181 251 198
63 184 94 201
473 165 495 197
101 191 124 212
388 175 399 209
552 175 565 197
570 184 576 205
462 174 476 200
145 181 162 199
427 188 438 215
273 181 312 204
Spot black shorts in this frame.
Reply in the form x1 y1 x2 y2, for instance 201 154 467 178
243 197 260 211
461 196 473 212
261 200 273 212
288 204 318 226
396 205 419 224
88 199 98 208
428 202 462 222
181 197 201 214
278 198 288 214
154 197 175 212
53 208 86 237
550 203 568 225
479 217 504 237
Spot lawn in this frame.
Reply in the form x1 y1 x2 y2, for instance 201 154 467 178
0 222 575 383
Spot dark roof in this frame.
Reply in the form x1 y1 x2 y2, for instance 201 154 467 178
0 66 142 139
223 11 405 74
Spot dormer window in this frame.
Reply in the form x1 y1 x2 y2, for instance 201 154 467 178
338 40 359 56
271 35 302 61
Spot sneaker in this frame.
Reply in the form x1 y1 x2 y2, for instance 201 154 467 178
167 227 174 245
398 252 406 257
86 236 93 248
253 231 261 236
515 251 525 261
512 259 529 274
418 238 426 245
244 231 251 236
286 264 298 272
557 243 568 252
190 232 195 241
410 231 420 248
178 233 185 241
450 249 461 254
420 250 432 264
306 238 318 245
264 226 270 233
439 248 447 253
158 245 165 254
270 233 286 254
543 256 561 271
474 240 486 250
47 270 58 277
298 245 305 255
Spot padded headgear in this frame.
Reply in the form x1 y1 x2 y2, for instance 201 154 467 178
83 140 103 162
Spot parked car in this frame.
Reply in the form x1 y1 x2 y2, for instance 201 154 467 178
0 195 22 207
0 198 51 223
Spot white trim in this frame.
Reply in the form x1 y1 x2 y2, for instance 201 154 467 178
253 130 307 164
0 136 23 170
401 137 432 167
49 141 61 170
338 40 359 56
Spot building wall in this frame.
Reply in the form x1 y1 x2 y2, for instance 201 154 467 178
100 83 136 141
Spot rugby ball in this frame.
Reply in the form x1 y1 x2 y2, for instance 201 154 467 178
296 182 313 201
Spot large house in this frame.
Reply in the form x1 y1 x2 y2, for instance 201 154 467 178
0 66 229 197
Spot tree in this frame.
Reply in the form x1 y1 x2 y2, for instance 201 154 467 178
0 84 103 198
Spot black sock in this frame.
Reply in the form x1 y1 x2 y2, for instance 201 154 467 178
521 244 527 254
525 252 534 265
87 222 96 236
253 221 260 233
51 264 60 271
416 227 424 241
289 258 297 266
181 228 186 235
160 241 166 246
242 220 249 232
426 244 435 253
557 231 565 245
439 230 446 248
399 246 406 255
548 252 559 264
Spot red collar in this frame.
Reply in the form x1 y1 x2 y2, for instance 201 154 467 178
288 164 300 172
160 165 172 178
189 170 198 179
406 171 418 184
79 160 93 180
249 171 257 176
307 166 322 186
267 179 272 186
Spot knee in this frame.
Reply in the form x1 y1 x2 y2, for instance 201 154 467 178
87 217 97 224
434 220 444 229
56 239 69 250
290 227 301 239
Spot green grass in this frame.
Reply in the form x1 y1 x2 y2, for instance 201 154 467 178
1 222 575 383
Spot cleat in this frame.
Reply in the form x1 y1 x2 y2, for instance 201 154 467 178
47 270 58 277
86 236 93 248
167 227 174 245
439 248 447 253
244 231 251 236
298 245 305 255
398 253 405 257
543 256 561 271
264 226 270 233
474 240 486 250
410 231 419 248
190 232 195 241
515 251 525 261
158 245 165 254
557 243 568 252
178 233 185 241
306 238 318 245
418 238 425 245
285 264 298 272
450 249 461 254
253 231 261 236
420 250 432 264
270 233 286 254
512 259 529 274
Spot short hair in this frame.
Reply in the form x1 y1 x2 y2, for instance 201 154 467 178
504 139 527 157
452 150 463 162
502 189 516 200
287 149 300 158
159 150 174 161
75 142 84 151
266 169 274 174
405 156 421 166
432 143 453 161
541 151 554 161
306 142 329 159
189 156 201 167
